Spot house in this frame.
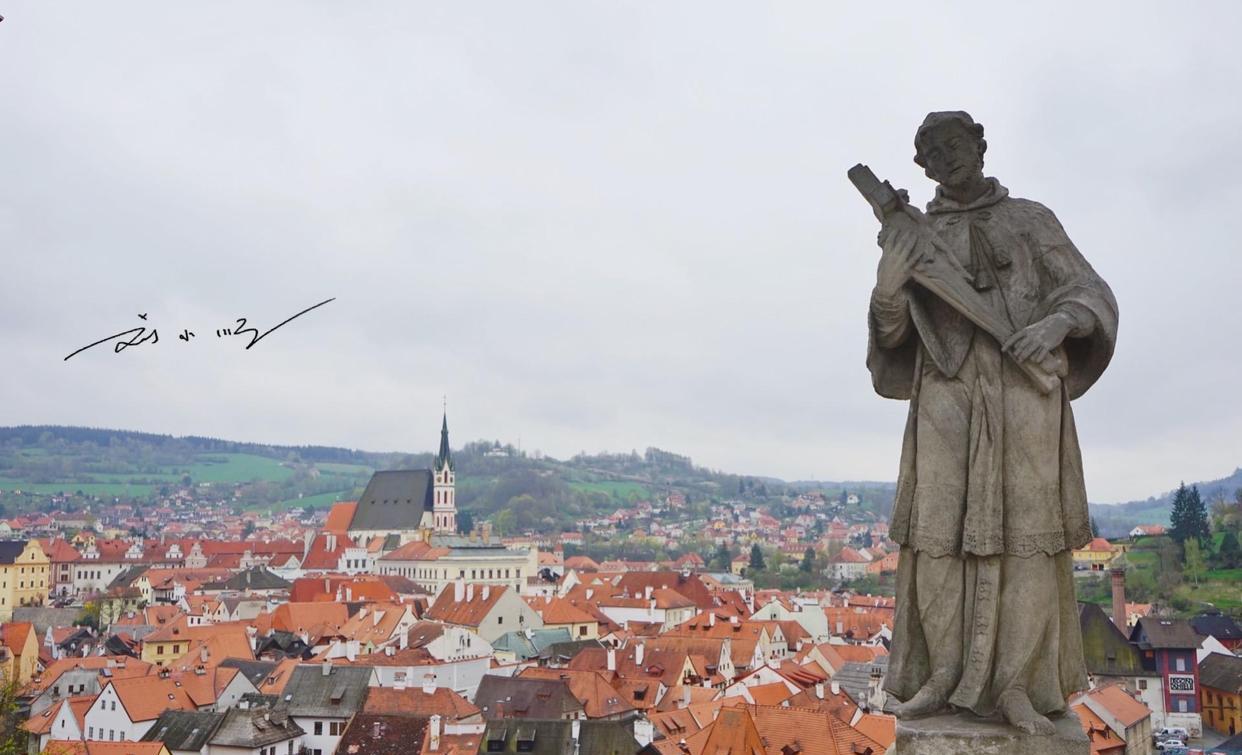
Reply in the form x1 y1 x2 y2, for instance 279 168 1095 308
82 674 201 742
273 663 371 755
473 675 585 720
0 540 50 620
1072 700 1127 755
142 705 305 755
1192 610 1242 653
1199 652 1242 736
475 719 642 754
376 534 534 600
1130 617 1204 736
0 621 39 685
531 597 599 640
1078 603 1165 724
1070 683 1153 755
22 695 93 753
825 548 870 581
1073 538 1119 571
423 582 542 643
1128 525 1166 539
517 667 637 720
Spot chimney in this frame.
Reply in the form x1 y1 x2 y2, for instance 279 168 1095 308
709 613 716 627
1110 567 1127 630
346 641 357 662
466 584 474 601
199 645 208 663
815 682 825 699
586 589 594 600
327 533 337 552
633 719 654 748
571 719 580 744
730 615 739 626
321 661 332 677
830 681 840 696
429 714 442 751
681 686 691 708
373 610 382 627
454 578 465 602
372 720 382 739
645 586 653 600
635 642 645 666
423 673 436 695
482 585 491 601
607 647 617 672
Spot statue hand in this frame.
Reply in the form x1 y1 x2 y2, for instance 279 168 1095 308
1003 314 1074 364
876 228 921 298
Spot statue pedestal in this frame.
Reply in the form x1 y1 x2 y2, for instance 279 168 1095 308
891 711 1089 755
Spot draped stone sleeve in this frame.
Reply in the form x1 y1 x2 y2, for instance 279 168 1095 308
1021 201 1119 400
867 287 918 400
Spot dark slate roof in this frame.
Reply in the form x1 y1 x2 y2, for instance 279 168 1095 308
338 714 429 755
275 664 372 718
209 706 303 748
141 709 225 751
829 656 889 706
543 639 604 664
218 567 292 591
480 720 640 755
218 659 279 688
1191 611 1242 643
1130 617 1203 650
106 565 149 590
0 542 26 565
1199 652 1242 694
474 676 584 720
349 470 434 531
491 628 573 662
1078 603 1150 677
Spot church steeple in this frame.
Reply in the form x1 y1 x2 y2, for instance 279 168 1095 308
431 407 456 534
435 409 452 472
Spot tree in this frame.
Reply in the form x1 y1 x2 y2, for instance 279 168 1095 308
1184 538 1205 588
1215 530 1240 570
1090 516 1100 538
1169 482 1211 545
749 543 766 571
456 510 475 535
0 678 29 755
800 547 815 573
711 543 731 571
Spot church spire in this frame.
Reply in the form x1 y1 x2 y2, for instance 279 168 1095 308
435 408 452 472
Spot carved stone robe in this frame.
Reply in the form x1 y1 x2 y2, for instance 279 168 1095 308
869 178 1118 716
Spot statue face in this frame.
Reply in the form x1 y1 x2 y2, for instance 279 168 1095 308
920 123 984 189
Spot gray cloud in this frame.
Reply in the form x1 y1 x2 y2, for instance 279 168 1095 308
3 2 1241 501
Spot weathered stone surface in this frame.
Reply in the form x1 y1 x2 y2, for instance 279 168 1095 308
894 710 1089 755
853 111 1119 734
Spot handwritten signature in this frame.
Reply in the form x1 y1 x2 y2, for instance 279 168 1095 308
64 297 336 361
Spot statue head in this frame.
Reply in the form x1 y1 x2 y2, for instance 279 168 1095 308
914 111 987 191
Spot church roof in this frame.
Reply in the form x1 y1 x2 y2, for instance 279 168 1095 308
349 470 434 532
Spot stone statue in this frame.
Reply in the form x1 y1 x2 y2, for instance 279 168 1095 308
856 112 1118 736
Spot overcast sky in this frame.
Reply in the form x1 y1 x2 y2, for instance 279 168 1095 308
4 3 1241 503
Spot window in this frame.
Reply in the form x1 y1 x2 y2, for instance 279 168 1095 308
1175 657 1186 672
89 727 94 739
1138 679 1147 690
330 721 344 735
314 721 323 735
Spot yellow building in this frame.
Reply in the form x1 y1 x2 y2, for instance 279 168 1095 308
0 621 39 685
1200 653 1242 736
1071 537 1117 572
0 540 50 621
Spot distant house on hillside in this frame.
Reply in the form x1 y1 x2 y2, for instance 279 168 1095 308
1129 524 1166 539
